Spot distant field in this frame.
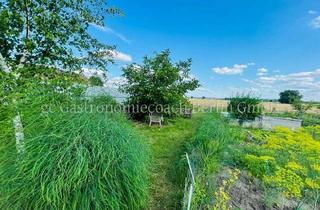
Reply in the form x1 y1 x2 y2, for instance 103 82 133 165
189 98 320 114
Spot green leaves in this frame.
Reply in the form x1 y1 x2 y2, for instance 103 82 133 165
228 94 263 123
122 50 200 119
0 0 118 70
279 90 303 104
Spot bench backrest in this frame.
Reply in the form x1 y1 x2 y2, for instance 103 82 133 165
184 109 192 114
149 113 163 122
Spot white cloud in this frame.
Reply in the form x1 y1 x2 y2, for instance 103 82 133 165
187 87 216 98
310 16 320 29
308 10 318 15
90 23 131 44
243 68 320 100
77 68 128 88
257 68 268 76
78 68 108 83
105 76 127 88
259 69 320 85
108 50 133 62
212 64 248 75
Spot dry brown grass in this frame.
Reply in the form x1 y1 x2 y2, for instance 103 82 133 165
189 98 320 114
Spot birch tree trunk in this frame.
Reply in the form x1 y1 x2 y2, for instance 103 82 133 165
0 53 10 73
1 53 25 153
13 114 25 154
12 0 31 152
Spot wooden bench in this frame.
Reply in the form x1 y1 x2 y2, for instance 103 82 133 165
183 108 192 118
149 113 164 127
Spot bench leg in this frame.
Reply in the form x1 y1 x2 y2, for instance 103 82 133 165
149 121 152 126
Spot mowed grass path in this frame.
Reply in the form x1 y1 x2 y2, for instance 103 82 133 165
135 114 204 209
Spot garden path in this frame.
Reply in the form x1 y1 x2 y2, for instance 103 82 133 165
135 114 203 209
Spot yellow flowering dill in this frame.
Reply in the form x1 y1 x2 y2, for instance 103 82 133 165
264 168 304 198
213 169 240 210
312 164 320 173
305 178 320 190
244 154 276 177
285 161 307 176
243 126 320 199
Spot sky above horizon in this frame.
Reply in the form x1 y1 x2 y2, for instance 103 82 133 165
89 0 320 101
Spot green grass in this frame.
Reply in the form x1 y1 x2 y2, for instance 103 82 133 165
186 113 243 209
0 97 149 210
135 113 204 209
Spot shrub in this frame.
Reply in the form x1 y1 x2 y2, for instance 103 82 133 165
227 94 262 124
0 98 149 209
121 50 199 120
291 99 313 118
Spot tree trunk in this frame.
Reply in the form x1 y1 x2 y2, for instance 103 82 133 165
13 113 25 154
19 0 31 67
0 53 10 73
1 53 25 153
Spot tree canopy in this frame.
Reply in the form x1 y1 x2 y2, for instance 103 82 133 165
0 0 120 70
279 90 302 104
121 50 200 119
89 76 104 86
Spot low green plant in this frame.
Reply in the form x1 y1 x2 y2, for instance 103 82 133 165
264 168 304 198
291 99 313 118
244 154 276 178
237 126 320 204
213 168 240 210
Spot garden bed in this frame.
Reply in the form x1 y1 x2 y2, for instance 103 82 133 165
184 113 320 209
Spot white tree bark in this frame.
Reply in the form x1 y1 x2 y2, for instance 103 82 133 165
13 114 25 154
0 53 10 73
0 52 25 153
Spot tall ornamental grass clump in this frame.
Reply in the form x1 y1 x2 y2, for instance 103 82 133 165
0 97 149 210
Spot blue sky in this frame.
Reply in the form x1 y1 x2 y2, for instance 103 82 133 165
89 0 320 101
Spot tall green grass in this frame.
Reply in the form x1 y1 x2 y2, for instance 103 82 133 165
186 113 242 208
0 96 149 210
188 113 242 174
